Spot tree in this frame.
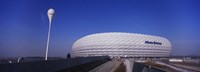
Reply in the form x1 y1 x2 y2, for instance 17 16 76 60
67 53 71 58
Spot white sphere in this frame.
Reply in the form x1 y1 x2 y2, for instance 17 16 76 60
48 8 55 15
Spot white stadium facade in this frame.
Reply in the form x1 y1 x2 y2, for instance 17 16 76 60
72 32 172 57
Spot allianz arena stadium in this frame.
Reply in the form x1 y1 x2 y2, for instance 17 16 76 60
72 32 172 57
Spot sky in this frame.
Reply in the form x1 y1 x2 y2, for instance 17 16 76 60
0 0 200 57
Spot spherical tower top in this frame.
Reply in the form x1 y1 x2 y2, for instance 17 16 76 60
48 8 55 15
47 8 55 24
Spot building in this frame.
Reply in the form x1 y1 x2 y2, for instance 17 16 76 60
72 32 172 57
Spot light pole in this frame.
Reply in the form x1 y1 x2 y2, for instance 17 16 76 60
17 57 23 62
45 8 55 60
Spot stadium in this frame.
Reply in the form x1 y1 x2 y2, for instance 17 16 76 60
72 32 172 57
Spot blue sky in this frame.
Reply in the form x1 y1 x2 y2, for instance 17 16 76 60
0 0 200 57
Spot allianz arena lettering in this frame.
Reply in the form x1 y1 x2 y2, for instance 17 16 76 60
145 41 162 45
72 32 172 57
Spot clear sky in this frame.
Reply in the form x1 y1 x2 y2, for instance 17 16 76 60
0 0 200 57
